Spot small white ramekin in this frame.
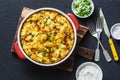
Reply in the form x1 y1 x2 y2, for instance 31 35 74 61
76 62 103 80
111 23 120 40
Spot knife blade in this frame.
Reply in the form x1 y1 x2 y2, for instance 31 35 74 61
99 7 119 61
99 8 110 38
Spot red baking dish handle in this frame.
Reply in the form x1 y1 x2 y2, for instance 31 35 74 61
67 13 79 31
14 41 26 60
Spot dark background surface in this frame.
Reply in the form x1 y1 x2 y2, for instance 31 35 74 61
0 0 120 80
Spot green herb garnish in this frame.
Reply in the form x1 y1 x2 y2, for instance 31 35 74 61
73 0 93 17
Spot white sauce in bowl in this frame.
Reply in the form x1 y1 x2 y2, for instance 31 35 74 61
76 62 103 80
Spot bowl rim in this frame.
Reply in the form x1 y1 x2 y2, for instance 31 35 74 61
17 7 77 66
71 0 94 18
110 23 120 40
76 62 103 80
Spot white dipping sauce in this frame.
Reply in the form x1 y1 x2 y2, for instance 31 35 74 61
78 66 99 80
76 62 103 80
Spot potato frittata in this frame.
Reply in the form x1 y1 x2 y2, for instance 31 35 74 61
20 10 74 64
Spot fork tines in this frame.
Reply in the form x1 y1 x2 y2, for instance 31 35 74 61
87 21 97 35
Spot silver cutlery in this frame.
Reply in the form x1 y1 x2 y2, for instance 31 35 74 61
94 17 103 61
87 21 112 62
99 7 119 61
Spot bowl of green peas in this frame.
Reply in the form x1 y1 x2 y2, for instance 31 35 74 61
71 0 94 18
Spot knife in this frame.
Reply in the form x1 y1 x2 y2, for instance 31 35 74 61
99 8 119 61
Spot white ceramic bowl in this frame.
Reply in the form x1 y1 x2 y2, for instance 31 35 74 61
71 0 94 18
110 23 120 40
76 62 103 80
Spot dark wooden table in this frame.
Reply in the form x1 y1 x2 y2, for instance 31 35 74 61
0 0 120 80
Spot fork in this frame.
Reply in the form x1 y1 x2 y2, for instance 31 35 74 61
87 21 112 62
94 17 103 61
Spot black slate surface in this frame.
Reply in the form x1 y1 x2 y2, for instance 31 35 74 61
0 0 120 80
